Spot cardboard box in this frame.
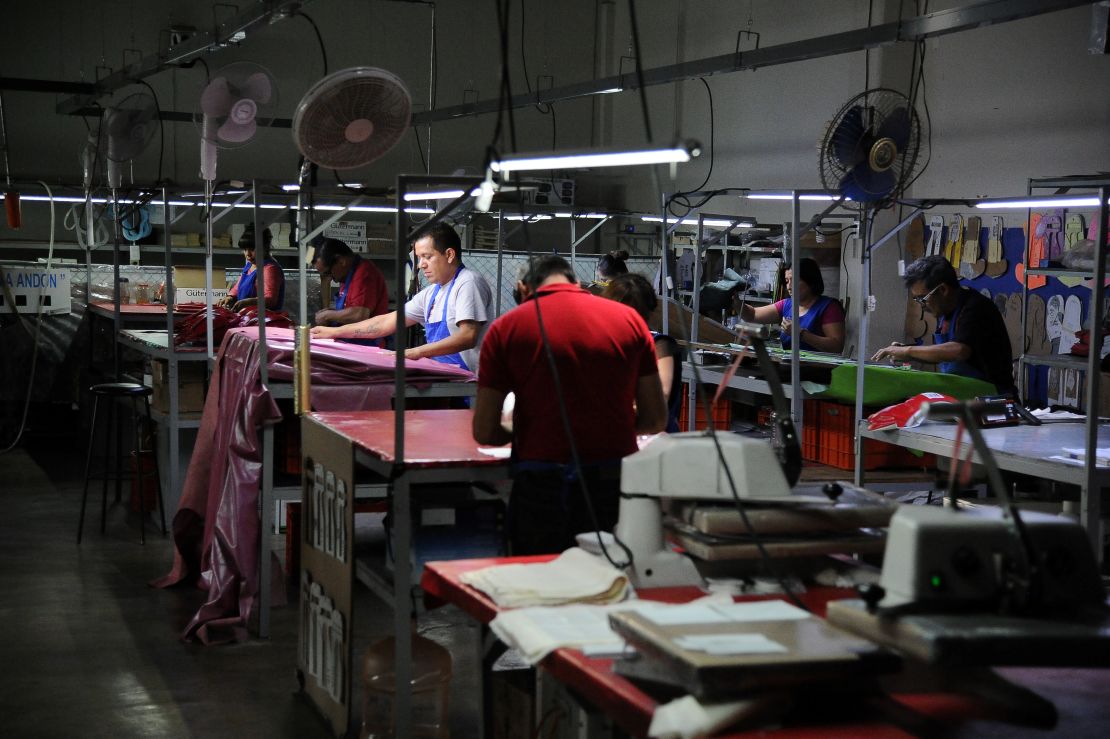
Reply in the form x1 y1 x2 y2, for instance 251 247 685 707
173 266 210 288
150 359 207 414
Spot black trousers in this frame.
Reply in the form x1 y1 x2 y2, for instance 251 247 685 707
507 464 621 556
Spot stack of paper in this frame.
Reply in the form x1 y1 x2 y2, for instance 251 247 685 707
460 547 629 608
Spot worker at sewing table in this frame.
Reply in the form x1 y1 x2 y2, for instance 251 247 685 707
311 237 389 345
472 254 667 555
736 257 845 353
217 223 285 311
872 255 1017 397
310 223 492 371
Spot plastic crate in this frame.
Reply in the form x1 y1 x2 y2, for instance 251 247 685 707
801 399 821 463
814 400 935 470
678 384 733 431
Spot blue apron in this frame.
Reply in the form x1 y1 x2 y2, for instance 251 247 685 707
934 295 985 380
424 267 469 370
235 258 285 309
779 295 833 351
334 256 377 346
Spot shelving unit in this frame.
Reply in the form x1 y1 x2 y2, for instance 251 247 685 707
1016 176 1110 554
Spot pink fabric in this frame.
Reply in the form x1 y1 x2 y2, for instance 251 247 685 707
152 327 474 644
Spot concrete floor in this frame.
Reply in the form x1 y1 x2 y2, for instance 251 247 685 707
5 430 1110 738
0 438 483 738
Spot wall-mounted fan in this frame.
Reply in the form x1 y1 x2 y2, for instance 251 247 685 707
101 91 158 189
818 88 927 205
196 62 279 181
292 67 412 170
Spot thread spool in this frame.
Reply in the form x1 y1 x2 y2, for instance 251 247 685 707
4 190 21 229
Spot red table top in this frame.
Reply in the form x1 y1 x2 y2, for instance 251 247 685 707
306 409 509 467
420 556 1110 738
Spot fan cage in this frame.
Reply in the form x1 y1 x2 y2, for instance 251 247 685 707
293 67 413 170
818 88 927 206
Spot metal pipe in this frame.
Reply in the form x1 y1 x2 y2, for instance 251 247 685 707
412 0 1089 125
0 91 11 186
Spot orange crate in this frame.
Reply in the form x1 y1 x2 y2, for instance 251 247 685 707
813 401 935 470
801 399 821 463
678 385 732 431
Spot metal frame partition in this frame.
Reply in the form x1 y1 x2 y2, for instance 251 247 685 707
661 189 851 436
391 173 485 737
1018 178 1110 552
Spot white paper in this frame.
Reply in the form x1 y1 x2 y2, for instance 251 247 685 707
673 633 789 655
477 446 512 459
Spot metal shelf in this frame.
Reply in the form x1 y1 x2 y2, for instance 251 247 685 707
1026 267 1094 278
1021 354 1093 370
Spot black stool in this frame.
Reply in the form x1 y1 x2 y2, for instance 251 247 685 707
78 382 167 544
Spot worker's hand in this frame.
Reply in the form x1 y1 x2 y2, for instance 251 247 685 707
216 295 234 309
403 346 425 361
871 342 907 363
780 318 793 335
314 308 335 325
310 325 340 340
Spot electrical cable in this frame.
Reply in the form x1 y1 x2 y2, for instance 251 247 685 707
135 79 165 185
0 181 55 454
626 0 653 143
294 11 329 76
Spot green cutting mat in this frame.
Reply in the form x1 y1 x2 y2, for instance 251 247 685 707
811 363 996 406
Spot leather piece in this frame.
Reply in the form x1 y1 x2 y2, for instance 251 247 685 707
152 327 475 644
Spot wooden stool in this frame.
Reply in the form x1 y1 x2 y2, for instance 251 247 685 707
78 382 166 544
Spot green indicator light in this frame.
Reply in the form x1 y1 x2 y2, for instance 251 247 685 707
930 574 943 589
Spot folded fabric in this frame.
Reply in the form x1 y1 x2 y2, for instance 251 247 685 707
459 547 630 609
488 602 632 664
649 694 772 739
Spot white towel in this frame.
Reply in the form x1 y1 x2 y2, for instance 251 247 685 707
460 547 630 608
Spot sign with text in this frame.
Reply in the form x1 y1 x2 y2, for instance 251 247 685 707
0 266 71 314
323 221 367 253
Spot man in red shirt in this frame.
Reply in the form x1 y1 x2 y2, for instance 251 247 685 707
312 238 389 341
473 254 667 554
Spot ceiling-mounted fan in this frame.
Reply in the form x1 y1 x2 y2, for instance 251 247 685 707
195 61 279 181
292 66 412 171
100 90 158 189
818 88 927 206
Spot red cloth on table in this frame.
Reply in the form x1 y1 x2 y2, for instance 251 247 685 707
151 327 474 644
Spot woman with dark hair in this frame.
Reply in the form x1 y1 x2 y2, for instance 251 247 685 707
738 257 845 353
595 249 629 285
603 272 683 432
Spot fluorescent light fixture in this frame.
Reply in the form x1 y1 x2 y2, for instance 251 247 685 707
744 193 840 201
19 195 194 207
504 214 553 221
490 140 700 174
596 87 622 94
281 184 300 192
974 196 1107 209
402 188 481 202
641 215 755 228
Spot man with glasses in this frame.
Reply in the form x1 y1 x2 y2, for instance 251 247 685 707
872 255 1017 397
312 237 389 344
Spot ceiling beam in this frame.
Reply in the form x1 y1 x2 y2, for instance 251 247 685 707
55 0 311 115
412 0 1091 125
0 77 100 95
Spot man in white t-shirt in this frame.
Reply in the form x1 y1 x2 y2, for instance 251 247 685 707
310 223 492 372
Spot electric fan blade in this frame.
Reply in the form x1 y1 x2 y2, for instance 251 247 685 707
218 117 257 144
877 106 912 151
830 105 867 167
841 162 896 202
201 77 235 116
240 72 273 104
